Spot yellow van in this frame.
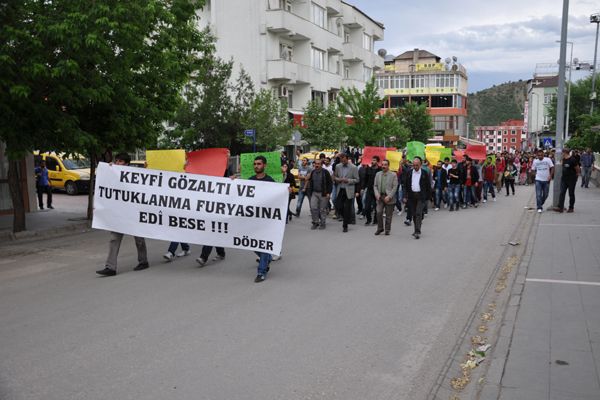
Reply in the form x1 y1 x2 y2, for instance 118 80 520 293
33 152 91 195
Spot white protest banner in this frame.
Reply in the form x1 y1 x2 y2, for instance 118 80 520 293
92 162 289 255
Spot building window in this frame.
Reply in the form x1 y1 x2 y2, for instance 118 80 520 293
279 43 293 61
328 91 337 103
280 0 292 11
497 138 502 143
503 138 507 143
344 66 350 79
362 33 372 51
311 90 325 105
311 47 325 70
543 93 556 105
311 3 326 29
511 130 516 135
511 138 516 143
344 31 350 43
363 66 372 82
543 114 551 126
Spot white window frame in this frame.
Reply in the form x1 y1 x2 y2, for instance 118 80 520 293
279 43 293 61
311 3 326 29
311 47 326 70
363 66 373 82
362 33 372 51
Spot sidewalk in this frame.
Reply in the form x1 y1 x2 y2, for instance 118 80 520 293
496 183 600 399
0 194 90 242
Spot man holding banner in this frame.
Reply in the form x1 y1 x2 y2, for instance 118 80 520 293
96 153 149 277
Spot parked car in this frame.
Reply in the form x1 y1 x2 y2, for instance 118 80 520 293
33 152 91 195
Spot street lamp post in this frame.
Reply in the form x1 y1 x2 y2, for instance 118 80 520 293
591 13 600 115
556 40 574 142
529 91 539 148
552 0 569 208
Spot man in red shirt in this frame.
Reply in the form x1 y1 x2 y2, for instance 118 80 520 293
482 157 497 203
495 155 505 192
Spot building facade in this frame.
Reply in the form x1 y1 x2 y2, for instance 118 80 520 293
526 74 558 148
475 119 526 153
198 0 384 119
376 48 468 136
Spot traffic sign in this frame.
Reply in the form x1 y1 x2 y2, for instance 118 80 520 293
244 129 256 137
543 137 553 148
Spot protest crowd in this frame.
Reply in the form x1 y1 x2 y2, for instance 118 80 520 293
95 144 593 283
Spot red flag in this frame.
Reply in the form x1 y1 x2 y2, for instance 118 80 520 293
465 144 487 161
185 148 229 176
361 146 396 166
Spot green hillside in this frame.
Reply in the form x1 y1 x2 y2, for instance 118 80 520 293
467 80 528 128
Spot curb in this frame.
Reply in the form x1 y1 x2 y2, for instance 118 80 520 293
0 221 92 245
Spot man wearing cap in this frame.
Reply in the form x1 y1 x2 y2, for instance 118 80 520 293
374 159 398 235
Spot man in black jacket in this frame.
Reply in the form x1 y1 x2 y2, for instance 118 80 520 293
403 157 431 239
305 159 333 230
360 155 381 225
459 157 480 208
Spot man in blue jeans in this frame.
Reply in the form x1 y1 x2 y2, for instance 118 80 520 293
530 149 554 213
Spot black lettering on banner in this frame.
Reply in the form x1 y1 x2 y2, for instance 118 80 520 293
195 200 282 221
168 215 206 231
139 211 163 225
233 236 274 250
236 184 256 198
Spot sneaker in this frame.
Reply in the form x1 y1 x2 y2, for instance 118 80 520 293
272 255 281 261
196 257 207 266
176 250 191 257
343 227 348 232
359 215 364 219
254 274 266 283
384 231 390 236
311 224 318 230
537 209 542 213
404 220 411 226
493 197 496 202
96 267 116 276
374 230 383 235
567 209 574 213
483 199 487 203
133 262 149 271
212 254 225 261
434 207 439 211
319 224 326 230
163 252 175 262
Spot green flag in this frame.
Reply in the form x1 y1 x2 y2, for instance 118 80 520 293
406 141 425 161
240 152 283 182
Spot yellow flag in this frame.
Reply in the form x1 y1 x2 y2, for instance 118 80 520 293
146 150 186 172
386 151 402 172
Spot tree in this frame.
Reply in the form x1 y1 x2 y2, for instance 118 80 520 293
0 0 211 230
549 76 599 137
242 89 291 151
160 55 256 152
378 109 410 148
397 102 434 143
300 100 345 149
566 113 600 151
337 78 386 146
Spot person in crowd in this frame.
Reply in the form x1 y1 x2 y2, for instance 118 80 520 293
496 155 506 192
333 153 359 233
96 153 148 277
295 157 312 217
282 163 296 223
530 149 554 213
248 155 275 283
482 157 496 203
442 157 452 207
447 159 461 211
304 158 333 230
555 148 581 213
163 242 191 261
373 159 399 236
474 159 484 202
34 160 53 210
504 157 518 196
403 156 431 239
580 148 595 189
421 159 432 215
519 156 529 185
401 158 414 225
460 157 479 208
432 160 447 211
360 155 381 225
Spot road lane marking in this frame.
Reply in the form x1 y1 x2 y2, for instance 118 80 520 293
526 278 600 287
539 224 600 228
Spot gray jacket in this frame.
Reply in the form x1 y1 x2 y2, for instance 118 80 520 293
374 170 399 203
334 162 359 195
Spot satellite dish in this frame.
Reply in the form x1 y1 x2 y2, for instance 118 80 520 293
378 48 387 57
452 56 458 62
451 64 458 71
445 57 451 64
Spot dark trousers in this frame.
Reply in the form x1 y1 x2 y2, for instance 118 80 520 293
37 184 52 208
558 177 577 210
200 246 225 260
363 190 376 223
408 197 425 234
505 179 515 195
167 242 189 254
336 189 353 228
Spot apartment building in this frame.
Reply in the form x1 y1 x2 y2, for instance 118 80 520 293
376 48 468 137
526 74 558 148
475 119 526 153
198 0 385 121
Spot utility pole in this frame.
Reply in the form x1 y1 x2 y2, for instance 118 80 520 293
552 0 569 208
590 13 600 115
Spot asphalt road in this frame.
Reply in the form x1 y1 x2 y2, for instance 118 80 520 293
0 187 535 400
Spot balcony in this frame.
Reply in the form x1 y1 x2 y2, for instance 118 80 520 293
325 0 343 15
265 10 343 52
342 43 384 69
267 60 311 84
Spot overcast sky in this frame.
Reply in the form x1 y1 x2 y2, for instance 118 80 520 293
350 0 600 92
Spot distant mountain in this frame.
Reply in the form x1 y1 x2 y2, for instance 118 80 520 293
467 80 528 128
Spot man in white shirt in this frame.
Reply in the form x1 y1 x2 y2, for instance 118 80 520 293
530 149 554 213
403 157 431 239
